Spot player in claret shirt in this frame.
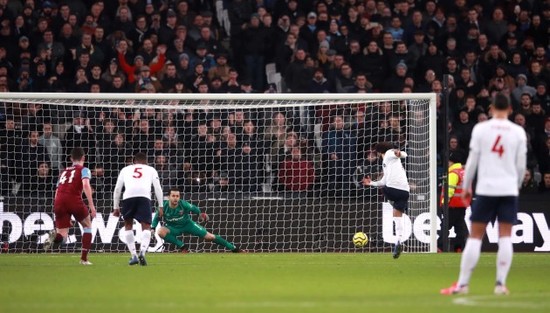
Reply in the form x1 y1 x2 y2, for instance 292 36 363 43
152 188 244 253
44 147 96 265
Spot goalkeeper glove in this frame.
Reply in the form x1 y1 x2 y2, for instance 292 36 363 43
198 212 209 223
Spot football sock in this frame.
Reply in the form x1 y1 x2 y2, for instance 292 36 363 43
457 238 482 287
496 237 513 286
54 233 64 244
394 216 403 243
140 229 151 256
163 233 185 249
125 230 137 257
213 235 235 250
81 227 92 261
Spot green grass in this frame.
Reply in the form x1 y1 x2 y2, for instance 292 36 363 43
1 253 549 313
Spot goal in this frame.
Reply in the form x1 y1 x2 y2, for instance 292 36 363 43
0 92 437 253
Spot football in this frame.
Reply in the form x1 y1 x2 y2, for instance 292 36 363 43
352 232 369 248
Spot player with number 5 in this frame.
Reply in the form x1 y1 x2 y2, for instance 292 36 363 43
441 93 527 296
44 147 96 265
113 152 164 266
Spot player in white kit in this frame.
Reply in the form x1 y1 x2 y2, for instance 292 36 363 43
441 94 527 295
363 142 410 259
113 152 164 266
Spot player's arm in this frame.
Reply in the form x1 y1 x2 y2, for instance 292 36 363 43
81 167 96 219
181 200 208 222
112 170 124 217
463 128 480 194
389 149 407 159
152 169 164 218
516 130 528 187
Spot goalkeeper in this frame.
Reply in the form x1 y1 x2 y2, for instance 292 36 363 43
152 188 243 253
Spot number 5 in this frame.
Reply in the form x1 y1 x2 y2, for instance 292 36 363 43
133 167 143 178
491 135 504 157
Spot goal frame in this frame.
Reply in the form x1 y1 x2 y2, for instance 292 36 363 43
1 92 438 253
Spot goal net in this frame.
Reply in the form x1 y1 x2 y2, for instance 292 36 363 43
0 93 437 253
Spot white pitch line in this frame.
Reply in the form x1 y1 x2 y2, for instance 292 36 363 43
453 294 550 309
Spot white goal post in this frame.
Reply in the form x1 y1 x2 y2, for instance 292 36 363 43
0 92 438 253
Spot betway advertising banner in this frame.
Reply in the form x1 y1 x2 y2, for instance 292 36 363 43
1 196 548 252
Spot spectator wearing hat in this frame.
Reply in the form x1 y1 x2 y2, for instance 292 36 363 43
512 74 536 105
166 32 191 66
176 53 192 79
194 26 224 57
383 62 408 93
190 42 216 72
101 58 126 85
157 9 178 46
300 12 318 50
117 44 166 85
208 53 231 82
134 65 162 93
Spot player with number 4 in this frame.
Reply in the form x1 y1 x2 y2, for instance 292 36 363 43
113 152 164 266
441 94 527 296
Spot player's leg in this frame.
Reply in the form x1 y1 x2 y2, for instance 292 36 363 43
45 203 71 251
385 187 409 259
75 206 93 265
158 226 188 252
442 196 493 295
77 216 93 265
120 198 139 264
494 196 518 295
186 222 240 252
135 198 154 266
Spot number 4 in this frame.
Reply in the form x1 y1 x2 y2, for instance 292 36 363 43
491 135 504 157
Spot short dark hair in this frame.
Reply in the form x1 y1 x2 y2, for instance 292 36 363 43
71 147 85 161
493 93 510 111
375 142 394 154
169 187 180 194
134 152 147 163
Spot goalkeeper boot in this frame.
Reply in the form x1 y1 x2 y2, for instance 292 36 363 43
128 255 139 266
138 253 148 266
232 248 247 253
392 241 402 259
440 282 469 295
494 282 510 295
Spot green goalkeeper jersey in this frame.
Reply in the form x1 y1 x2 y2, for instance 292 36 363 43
152 200 201 228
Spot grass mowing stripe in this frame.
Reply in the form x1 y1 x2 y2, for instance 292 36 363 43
1 253 549 313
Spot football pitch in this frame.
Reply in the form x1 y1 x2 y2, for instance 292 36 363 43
1 253 549 313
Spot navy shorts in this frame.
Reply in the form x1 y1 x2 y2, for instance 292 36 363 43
383 186 409 213
121 197 153 224
470 195 518 224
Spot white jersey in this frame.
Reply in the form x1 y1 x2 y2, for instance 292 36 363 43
113 164 164 210
463 118 527 196
371 150 410 192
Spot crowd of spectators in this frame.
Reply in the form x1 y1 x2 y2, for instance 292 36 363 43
0 0 550 200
